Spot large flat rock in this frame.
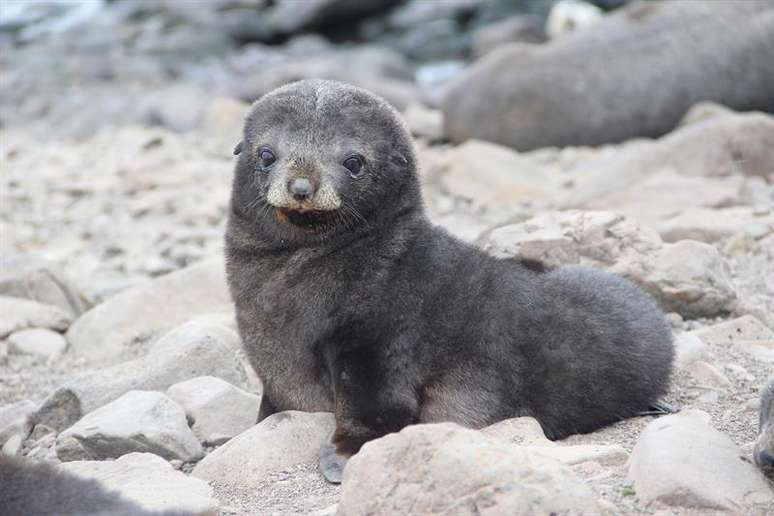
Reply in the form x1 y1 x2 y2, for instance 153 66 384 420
65 257 233 364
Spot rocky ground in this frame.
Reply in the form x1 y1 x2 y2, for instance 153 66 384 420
2 1 774 515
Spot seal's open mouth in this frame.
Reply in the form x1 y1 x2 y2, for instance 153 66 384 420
275 207 339 230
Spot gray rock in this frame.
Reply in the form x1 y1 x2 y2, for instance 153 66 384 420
628 410 774 509
480 211 738 317
265 0 394 36
167 376 261 445
192 411 334 487
61 452 218 515
0 296 73 338
141 84 211 133
56 391 203 462
8 328 68 359
0 400 36 446
0 254 90 316
471 15 545 58
36 320 249 431
443 1 774 150
338 423 603 515
65 257 233 364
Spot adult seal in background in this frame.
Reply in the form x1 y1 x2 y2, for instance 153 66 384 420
225 79 674 483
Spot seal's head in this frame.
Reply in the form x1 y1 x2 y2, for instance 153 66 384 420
229 79 420 246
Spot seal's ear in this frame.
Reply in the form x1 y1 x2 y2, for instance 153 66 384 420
233 141 244 156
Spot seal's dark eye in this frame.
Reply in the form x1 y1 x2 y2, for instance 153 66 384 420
343 155 364 177
258 149 276 169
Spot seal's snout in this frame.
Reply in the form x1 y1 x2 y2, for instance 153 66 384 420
289 177 315 201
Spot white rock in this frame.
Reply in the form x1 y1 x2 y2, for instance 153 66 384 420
66 257 233 364
739 340 774 363
673 332 708 368
36 320 249 431
61 452 218 515
481 416 554 446
438 140 561 210
480 211 738 317
691 315 774 346
8 328 68 359
0 296 73 338
0 399 36 446
402 102 443 141
659 206 774 243
628 410 774 509
0 255 90 316
56 391 203 462
546 0 602 39
338 423 603 515
686 360 731 388
167 376 261 445
192 411 335 488
527 444 628 466
1 433 23 456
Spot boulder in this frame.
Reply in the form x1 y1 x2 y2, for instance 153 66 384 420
192 411 334 488
480 211 738 317
338 423 603 515
56 391 203 462
61 453 218 515
628 410 774 509
481 416 554 446
0 255 90 316
65 257 233 364
36 320 249 431
167 376 261 445
443 1 774 150
526 444 628 466
8 328 68 359
0 296 73 338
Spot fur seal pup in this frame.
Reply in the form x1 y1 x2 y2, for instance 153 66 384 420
0 455 191 515
225 79 674 482
755 380 774 475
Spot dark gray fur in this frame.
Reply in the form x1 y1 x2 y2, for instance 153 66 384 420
755 380 774 474
225 79 674 458
0 455 191 516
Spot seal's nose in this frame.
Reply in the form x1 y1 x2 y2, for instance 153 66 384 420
288 177 315 201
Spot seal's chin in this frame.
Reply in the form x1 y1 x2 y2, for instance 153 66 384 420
274 206 339 231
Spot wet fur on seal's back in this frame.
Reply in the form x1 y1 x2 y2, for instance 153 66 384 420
225 79 674 447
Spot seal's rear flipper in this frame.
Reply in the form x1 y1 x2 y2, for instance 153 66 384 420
319 442 349 484
637 400 679 416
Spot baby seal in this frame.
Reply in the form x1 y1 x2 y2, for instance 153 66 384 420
225 79 674 482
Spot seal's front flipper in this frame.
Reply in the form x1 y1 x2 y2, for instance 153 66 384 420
319 441 349 484
637 400 679 416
